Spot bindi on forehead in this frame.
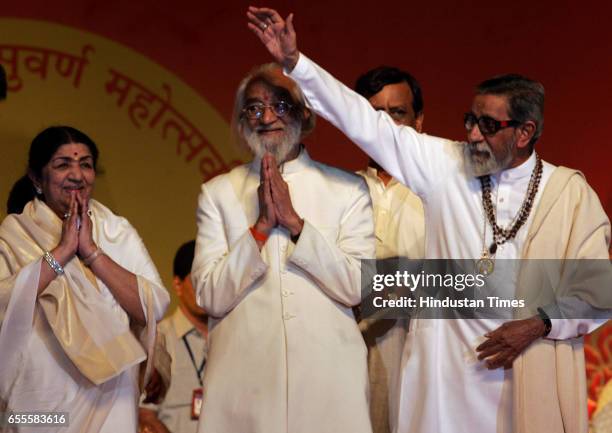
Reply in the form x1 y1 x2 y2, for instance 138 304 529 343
54 151 91 158
246 91 275 104
53 156 93 163
53 147 93 162
246 80 291 103
54 143 92 157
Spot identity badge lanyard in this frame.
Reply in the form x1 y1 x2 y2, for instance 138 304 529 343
183 333 205 419
182 333 205 386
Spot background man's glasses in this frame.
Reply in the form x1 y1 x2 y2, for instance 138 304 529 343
464 112 521 136
242 101 293 120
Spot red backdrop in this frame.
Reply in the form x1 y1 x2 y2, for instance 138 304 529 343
3 0 611 217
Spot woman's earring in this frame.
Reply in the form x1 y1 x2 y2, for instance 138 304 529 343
35 186 42 195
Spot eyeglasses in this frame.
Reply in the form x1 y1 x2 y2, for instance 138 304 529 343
464 112 521 136
242 101 293 120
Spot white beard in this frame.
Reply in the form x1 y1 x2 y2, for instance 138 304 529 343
464 139 514 177
244 121 301 164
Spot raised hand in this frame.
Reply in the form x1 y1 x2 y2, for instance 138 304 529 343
254 154 278 235
266 153 303 236
246 6 299 71
76 192 98 259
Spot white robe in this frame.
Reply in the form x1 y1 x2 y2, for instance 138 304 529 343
192 149 375 433
287 54 606 433
0 199 169 433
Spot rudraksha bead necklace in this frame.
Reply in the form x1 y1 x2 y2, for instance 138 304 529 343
479 154 543 255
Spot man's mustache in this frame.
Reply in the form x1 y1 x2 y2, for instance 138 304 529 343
467 141 491 155
256 126 283 132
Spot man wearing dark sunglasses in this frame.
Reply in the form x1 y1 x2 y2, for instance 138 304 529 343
248 7 611 433
461 79 541 179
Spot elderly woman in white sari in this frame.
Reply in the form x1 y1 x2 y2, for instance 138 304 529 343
0 126 169 432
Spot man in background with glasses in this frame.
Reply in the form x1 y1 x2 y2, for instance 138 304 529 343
248 7 611 433
191 64 375 433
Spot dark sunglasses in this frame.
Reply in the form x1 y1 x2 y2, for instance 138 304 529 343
464 112 521 136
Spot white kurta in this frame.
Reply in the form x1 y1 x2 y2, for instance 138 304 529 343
358 167 425 433
358 168 425 261
288 54 604 433
0 200 169 433
192 149 375 433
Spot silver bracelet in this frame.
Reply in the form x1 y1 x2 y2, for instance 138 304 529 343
43 251 64 276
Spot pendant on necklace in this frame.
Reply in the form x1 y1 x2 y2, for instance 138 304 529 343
476 250 494 276
489 242 498 255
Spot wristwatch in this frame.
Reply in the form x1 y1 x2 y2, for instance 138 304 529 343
536 307 552 337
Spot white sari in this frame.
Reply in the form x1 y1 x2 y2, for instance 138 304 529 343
0 199 169 432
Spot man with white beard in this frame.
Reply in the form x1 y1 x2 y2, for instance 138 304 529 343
191 64 375 433
247 8 612 433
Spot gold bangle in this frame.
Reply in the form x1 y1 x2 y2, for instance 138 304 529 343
83 248 104 266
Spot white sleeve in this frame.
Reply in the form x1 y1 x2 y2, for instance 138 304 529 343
288 180 375 306
191 183 268 318
289 53 462 198
543 296 609 339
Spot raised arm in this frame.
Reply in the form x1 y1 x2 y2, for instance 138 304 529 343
247 7 461 197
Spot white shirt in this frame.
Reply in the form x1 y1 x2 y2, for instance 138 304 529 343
141 309 207 433
358 168 425 260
